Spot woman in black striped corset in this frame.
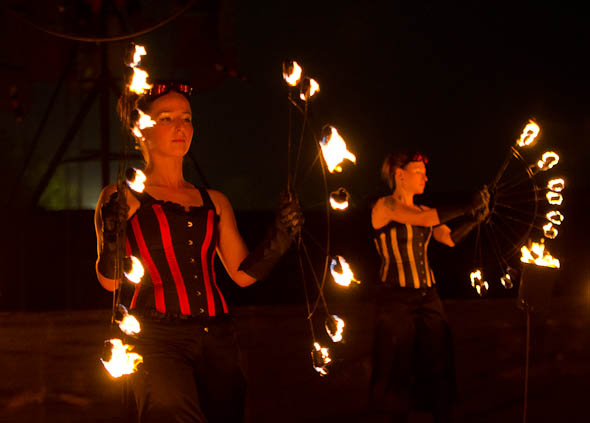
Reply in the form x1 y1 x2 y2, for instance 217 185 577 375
94 82 302 422
368 152 488 423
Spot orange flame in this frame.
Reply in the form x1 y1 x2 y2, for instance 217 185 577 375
543 222 558 239
129 68 152 95
300 78 320 101
311 342 331 376
469 269 489 296
546 191 563 205
537 151 559 171
320 126 357 173
325 315 345 343
516 120 540 147
330 256 360 287
546 211 564 225
329 187 349 211
520 240 560 268
126 168 147 193
132 109 156 140
129 45 147 68
547 178 565 192
118 314 141 336
283 61 302 86
101 339 143 378
124 256 145 283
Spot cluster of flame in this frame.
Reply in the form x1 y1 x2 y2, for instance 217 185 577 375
471 120 564 296
283 60 361 375
103 47 154 379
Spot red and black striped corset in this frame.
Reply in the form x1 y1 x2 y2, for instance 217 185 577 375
123 188 229 317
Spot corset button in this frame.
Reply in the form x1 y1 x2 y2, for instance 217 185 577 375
196 290 202 296
189 257 195 263
199 307 205 314
188 240 193 246
193 274 198 279
187 221 193 228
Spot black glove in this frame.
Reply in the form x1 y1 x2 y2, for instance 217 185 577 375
97 192 129 279
437 185 489 224
239 192 304 280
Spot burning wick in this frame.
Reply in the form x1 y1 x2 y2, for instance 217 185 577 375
546 211 564 225
520 239 560 268
283 60 302 86
543 222 558 239
124 255 144 283
546 191 563 205
547 178 565 192
101 339 143 378
325 315 345 343
126 168 147 193
319 126 357 173
517 120 540 147
299 77 320 101
329 187 350 211
129 68 152 95
129 45 147 68
330 256 360 287
537 151 559 171
469 269 489 296
311 342 332 376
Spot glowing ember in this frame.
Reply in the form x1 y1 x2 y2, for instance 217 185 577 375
501 273 513 289
325 315 345 343
126 168 146 193
124 255 144 283
330 256 360 287
283 60 302 86
520 240 560 268
543 222 558 239
469 269 489 296
537 151 559 171
101 339 143 378
299 77 320 101
329 187 350 211
547 178 565 192
129 45 147 68
132 109 156 140
516 120 540 147
546 211 564 225
319 126 357 173
311 342 331 376
546 191 563 205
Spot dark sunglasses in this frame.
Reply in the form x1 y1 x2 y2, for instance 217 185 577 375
148 81 193 98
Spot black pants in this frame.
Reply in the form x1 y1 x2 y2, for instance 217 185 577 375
124 316 246 423
368 287 455 423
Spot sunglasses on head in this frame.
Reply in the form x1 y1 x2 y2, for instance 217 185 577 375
147 81 193 97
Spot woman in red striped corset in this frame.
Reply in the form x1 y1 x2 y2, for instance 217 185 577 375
94 82 302 422
368 152 488 423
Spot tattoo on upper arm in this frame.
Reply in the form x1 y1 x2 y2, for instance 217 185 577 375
383 197 396 210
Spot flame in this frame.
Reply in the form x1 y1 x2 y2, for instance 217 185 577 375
520 240 560 268
469 269 489 296
300 78 320 101
546 211 564 225
329 187 350 210
325 315 345 343
129 45 147 68
311 342 331 376
118 314 141 336
132 109 156 140
501 273 513 289
537 151 559 171
124 256 144 283
283 61 302 86
547 178 565 192
319 126 357 173
126 168 147 193
516 120 540 147
546 191 563 205
101 339 143 378
129 68 152 95
330 256 360 287
543 222 558 239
